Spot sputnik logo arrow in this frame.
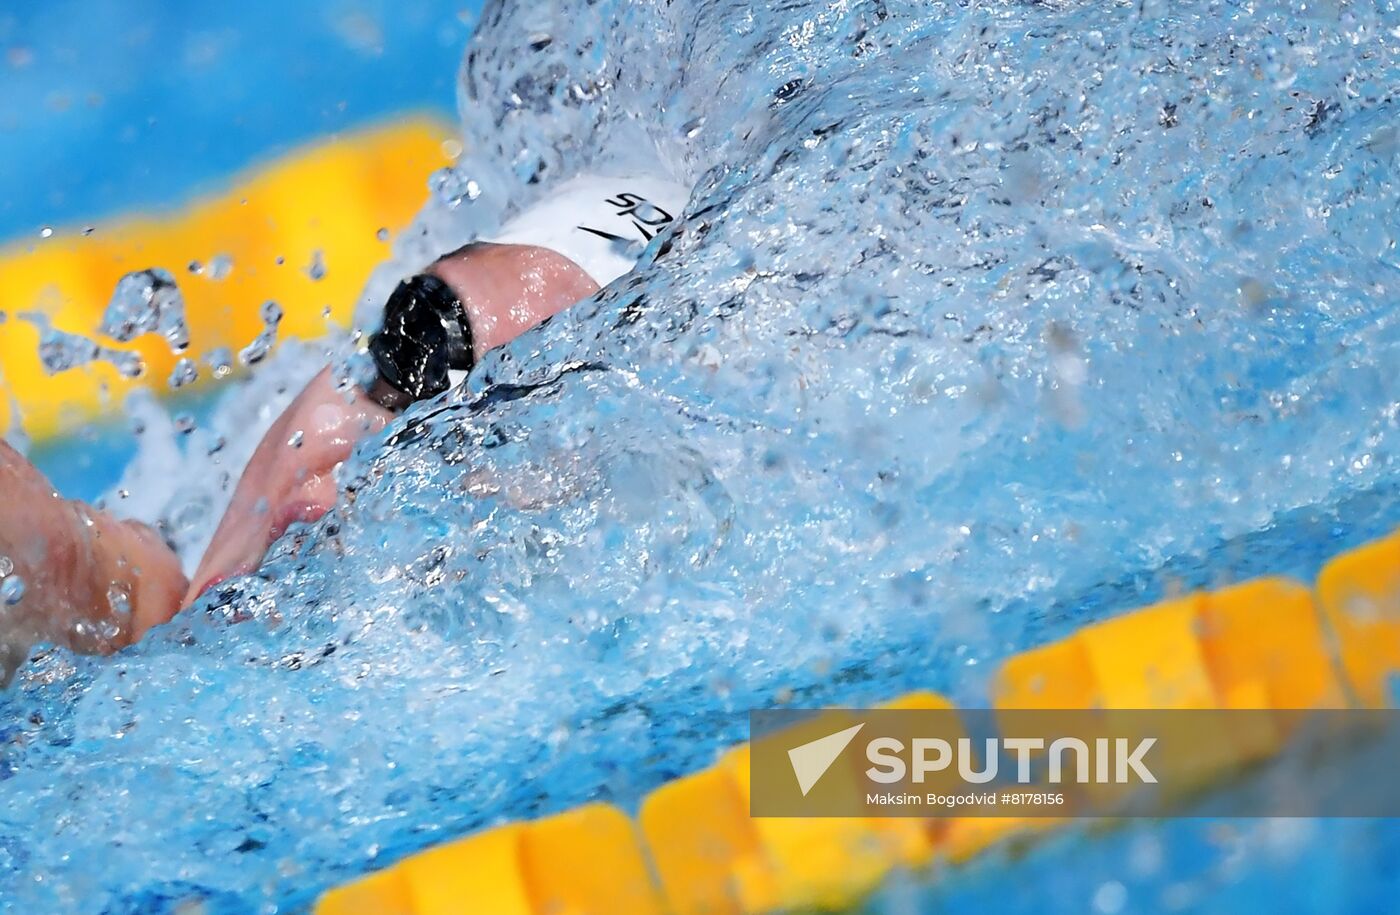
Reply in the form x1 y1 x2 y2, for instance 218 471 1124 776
787 723 865 796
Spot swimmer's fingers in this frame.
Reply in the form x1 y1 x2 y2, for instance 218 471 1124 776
187 368 391 602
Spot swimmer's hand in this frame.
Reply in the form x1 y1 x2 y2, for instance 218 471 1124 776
187 243 599 603
0 441 186 682
185 368 393 602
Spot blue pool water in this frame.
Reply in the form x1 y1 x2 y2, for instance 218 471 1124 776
4 0 1400 912
0 0 475 238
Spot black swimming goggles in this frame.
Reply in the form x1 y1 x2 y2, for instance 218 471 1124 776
364 274 473 411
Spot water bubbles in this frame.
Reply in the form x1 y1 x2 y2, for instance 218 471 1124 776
205 253 234 280
306 249 327 281
1092 880 1128 915
109 350 145 379
19 312 97 372
429 166 482 209
168 357 199 389
102 268 190 352
18 312 143 377
0 574 24 607
238 301 284 366
106 584 132 620
204 347 234 379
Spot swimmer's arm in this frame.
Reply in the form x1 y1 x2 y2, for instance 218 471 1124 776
0 441 186 680
186 243 597 601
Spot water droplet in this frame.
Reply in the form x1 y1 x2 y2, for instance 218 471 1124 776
205 254 234 281
429 167 482 209
307 250 327 281
375 227 389 242
19 312 139 377
1093 880 1127 915
107 584 132 619
168 357 199 389
102 268 190 352
174 414 197 435
238 302 284 366
111 351 145 378
204 347 234 379
287 430 305 448
1 575 25 606
39 226 52 239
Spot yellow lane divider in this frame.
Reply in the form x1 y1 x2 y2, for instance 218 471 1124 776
317 525 1399 913
0 115 454 441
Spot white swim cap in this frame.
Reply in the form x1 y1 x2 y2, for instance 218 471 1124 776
484 173 690 285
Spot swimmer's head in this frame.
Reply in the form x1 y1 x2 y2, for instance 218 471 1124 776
363 242 600 410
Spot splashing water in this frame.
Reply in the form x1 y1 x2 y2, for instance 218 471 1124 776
168 357 199 390
238 300 285 367
4 1 1400 910
17 311 144 379
102 268 191 353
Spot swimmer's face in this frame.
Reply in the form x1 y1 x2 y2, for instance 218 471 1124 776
186 243 600 602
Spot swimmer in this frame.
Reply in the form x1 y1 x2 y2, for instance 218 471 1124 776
0 242 598 676
0 171 687 676
186 240 603 602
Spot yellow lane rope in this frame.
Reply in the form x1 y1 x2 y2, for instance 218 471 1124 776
317 526 1400 914
0 114 454 441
